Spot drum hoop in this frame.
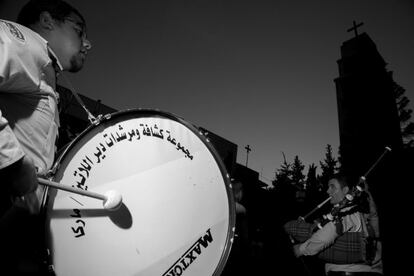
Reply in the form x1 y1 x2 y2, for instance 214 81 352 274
47 108 236 275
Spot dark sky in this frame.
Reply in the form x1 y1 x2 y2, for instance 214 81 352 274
1 0 413 184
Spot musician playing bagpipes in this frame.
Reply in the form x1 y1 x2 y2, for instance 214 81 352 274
284 173 383 276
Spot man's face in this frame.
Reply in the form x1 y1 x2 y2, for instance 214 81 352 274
327 178 348 205
50 13 91 72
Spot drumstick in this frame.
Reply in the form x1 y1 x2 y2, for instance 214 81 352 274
38 178 122 211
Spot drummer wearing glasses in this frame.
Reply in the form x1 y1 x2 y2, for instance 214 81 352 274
0 0 91 273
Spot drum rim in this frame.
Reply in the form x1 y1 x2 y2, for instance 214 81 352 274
47 108 236 276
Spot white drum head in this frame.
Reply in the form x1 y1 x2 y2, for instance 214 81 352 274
44 109 235 276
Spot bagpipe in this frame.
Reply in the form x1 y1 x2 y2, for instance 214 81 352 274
284 147 391 264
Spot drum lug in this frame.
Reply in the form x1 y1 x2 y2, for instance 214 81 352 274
89 113 112 126
44 248 56 275
46 164 59 179
47 264 56 275
91 114 104 126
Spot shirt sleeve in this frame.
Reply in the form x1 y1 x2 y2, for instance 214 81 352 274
0 20 43 94
299 221 338 256
1 22 7 84
298 212 363 256
0 111 25 169
0 20 16 90
0 23 26 169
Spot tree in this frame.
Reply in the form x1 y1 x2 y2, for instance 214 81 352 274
305 163 319 192
319 144 338 192
270 152 300 220
291 155 305 190
272 152 292 188
394 82 414 148
304 163 326 208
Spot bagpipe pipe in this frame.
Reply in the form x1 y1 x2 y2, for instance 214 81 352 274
284 147 391 264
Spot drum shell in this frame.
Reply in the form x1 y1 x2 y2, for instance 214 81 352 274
42 109 236 276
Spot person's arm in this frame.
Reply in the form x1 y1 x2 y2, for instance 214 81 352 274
0 113 38 201
294 221 338 257
0 114 40 214
294 211 363 257
0 39 27 174
0 22 39 212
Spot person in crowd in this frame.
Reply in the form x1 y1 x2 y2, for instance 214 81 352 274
286 173 383 276
0 0 91 273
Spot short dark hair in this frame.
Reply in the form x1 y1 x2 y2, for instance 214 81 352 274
331 172 358 189
331 173 354 189
17 0 85 27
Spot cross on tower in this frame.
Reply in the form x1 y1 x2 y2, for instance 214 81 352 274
245 145 251 167
347 20 364 37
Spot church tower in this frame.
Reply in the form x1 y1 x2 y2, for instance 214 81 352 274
334 22 407 274
334 22 403 179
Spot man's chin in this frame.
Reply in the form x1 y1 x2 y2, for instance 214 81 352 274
68 64 84 73
68 58 85 72
68 66 82 73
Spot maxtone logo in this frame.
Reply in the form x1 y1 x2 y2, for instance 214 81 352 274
163 228 214 276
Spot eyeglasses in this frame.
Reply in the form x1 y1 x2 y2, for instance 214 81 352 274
64 17 87 40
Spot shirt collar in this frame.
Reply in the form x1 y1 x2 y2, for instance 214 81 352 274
33 30 64 73
47 46 64 74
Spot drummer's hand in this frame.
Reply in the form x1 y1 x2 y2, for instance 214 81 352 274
293 244 302 257
7 155 38 196
310 220 320 233
13 189 42 215
1 156 41 214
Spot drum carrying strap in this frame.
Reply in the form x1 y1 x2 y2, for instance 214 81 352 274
59 73 100 125
45 73 102 178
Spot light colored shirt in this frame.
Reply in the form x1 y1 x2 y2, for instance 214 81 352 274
298 210 383 274
0 19 62 174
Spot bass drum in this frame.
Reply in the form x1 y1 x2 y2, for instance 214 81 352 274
43 109 236 276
